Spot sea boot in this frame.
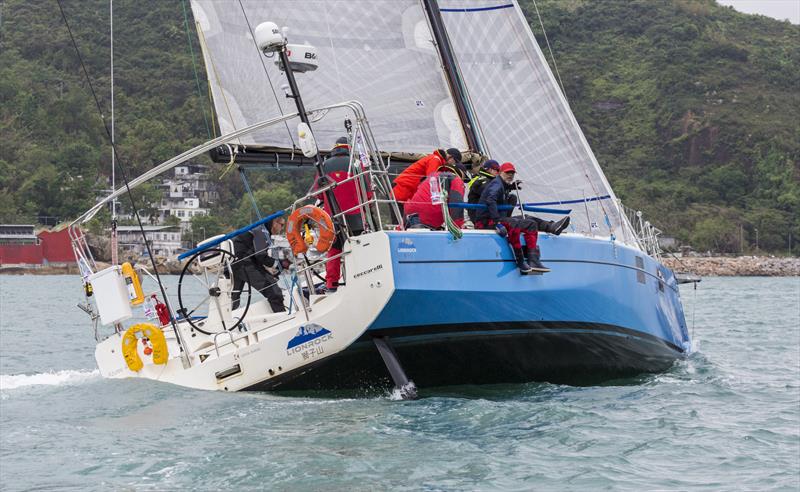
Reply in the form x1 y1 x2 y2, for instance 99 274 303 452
526 247 551 273
547 216 570 235
513 248 533 274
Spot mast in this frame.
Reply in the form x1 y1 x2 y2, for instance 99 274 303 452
110 0 118 265
422 0 484 154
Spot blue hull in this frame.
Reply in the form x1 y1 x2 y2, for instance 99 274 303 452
277 231 691 390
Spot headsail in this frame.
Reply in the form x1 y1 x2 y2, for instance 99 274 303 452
190 0 468 152
438 0 631 240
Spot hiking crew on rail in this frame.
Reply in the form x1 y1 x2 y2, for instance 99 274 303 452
474 162 570 274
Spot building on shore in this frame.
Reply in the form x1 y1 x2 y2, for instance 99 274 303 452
117 225 183 258
157 164 216 230
0 225 75 267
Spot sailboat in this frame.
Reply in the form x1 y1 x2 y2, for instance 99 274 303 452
69 0 692 397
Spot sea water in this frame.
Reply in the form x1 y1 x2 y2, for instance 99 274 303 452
1 275 798 491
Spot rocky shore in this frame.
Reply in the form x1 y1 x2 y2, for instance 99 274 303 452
661 255 800 277
3 255 798 276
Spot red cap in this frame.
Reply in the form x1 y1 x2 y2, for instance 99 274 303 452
499 162 516 173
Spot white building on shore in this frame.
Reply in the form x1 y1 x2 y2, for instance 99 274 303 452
117 225 182 258
158 164 216 230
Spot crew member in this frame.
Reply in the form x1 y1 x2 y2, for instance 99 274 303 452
392 148 462 213
476 162 570 274
320 136 364 292
403 162 467 229
466 159 500 223
231 216 286 312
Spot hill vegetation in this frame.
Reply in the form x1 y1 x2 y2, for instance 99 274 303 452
1 0 797 253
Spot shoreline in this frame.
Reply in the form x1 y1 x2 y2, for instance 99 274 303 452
1 256 798 277
660 255 799 277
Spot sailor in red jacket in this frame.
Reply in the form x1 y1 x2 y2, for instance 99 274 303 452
404 162 467 229
392 148 462 212
320 137 364 292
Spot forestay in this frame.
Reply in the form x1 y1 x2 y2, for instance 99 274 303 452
190 0 467 153
439 0 633 241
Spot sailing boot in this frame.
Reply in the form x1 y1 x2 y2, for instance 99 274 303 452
526 246 551 273
547 216 570 235
513 248 533 274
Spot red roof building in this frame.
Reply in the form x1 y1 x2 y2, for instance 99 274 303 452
0 225 76 266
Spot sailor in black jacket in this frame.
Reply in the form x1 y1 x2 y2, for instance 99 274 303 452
466 159 500 223
231 216 286 313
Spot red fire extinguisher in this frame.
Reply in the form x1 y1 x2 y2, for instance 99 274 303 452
155 298 171 326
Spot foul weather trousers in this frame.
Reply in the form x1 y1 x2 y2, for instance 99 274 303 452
232 263 284 313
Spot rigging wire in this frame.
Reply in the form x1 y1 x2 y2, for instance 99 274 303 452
180 0 212 139
527 0 620 241
237 0 297 149
531 0 567 98
55 0 184 351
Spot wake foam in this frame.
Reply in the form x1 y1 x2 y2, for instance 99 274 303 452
0 369 99 391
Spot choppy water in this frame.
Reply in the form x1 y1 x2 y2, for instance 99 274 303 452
1 275 798 491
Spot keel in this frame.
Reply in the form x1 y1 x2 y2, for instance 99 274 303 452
372 336 418 400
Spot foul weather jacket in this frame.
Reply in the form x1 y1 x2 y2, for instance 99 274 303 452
319 146 365 232
404 171 466 229
466 170 496 223
392 150 447 202
475 176 517 226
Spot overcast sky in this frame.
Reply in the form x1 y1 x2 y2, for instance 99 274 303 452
717 0 800 24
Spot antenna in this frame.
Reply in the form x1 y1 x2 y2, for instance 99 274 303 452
254 21 345 245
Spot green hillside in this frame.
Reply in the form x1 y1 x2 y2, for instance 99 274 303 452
522 0 799 253
1 0 797 253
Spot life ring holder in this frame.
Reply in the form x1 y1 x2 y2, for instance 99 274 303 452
286 205 335 255
121 323 169 372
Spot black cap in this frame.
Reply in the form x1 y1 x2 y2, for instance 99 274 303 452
446 148 462 163
335 136 349 146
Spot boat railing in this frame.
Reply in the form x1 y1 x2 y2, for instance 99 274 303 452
619 201 663 260
69 99 405 348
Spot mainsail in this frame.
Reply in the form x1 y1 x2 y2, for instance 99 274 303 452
191 0 635 242
191 0 467 153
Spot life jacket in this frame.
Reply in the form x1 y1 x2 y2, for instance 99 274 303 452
466 170 496 223
321 146 362 217
404 170 465 229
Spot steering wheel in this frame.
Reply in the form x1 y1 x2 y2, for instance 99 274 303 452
177 248 251 334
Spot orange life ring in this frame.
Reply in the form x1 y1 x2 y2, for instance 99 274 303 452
286 205 335 255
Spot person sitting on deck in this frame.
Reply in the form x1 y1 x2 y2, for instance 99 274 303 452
320 136 365 293
231 216 287 313
403 162 467 230
392 148 462 214
475 162 570 274
466 159 500 224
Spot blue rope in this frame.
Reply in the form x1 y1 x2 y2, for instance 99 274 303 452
178 210 286 260
530 195 611 206
450 203 571 215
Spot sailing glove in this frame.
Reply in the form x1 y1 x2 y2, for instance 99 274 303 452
495 223 508 237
